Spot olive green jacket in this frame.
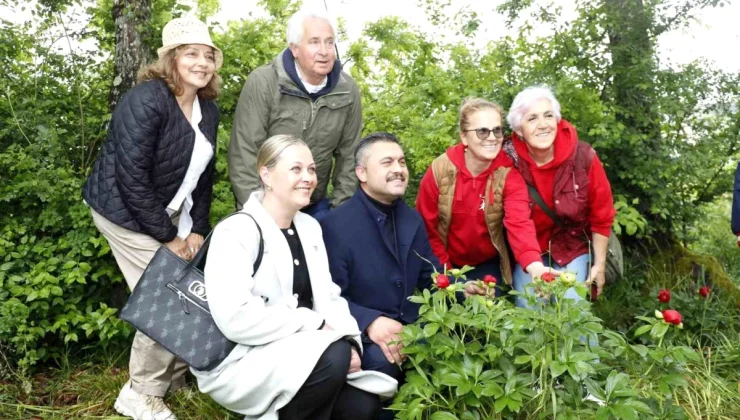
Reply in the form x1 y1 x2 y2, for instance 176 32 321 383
228 52 363 209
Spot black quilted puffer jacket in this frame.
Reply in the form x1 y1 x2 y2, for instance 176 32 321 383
83 79 219 243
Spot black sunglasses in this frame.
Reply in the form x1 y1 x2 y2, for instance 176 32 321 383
464 126 505 140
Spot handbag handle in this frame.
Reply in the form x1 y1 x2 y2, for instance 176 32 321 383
177 212 264 282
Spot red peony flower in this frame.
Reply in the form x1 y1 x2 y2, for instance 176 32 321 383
541 272 556 283
658 289 671 303
483 274 497 285
699 286 710 298
436 274 450 289
662 309 683 326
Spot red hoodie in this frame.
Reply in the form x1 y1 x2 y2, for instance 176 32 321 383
417 143 541 269
512 120 615 256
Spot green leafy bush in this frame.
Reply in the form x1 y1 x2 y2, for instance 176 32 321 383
390 268 711 419
0 143 132 377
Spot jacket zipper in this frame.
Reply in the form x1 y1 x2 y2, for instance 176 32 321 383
166 283 210 315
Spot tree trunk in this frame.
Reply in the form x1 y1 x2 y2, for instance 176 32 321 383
108 0 154 112
603 0 668 241
108 0 154 309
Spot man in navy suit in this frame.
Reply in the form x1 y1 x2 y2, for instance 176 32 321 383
321 132 440 387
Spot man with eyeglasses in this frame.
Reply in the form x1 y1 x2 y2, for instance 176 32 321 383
228 8 362 220
417 97 549 297
321 132 441 418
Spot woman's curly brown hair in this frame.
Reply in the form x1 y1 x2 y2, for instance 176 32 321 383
137 45 221 100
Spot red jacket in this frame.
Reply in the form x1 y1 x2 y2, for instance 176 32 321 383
511 120 616 266
417 143 541 269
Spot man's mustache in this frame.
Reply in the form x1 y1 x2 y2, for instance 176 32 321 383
386 173 406 182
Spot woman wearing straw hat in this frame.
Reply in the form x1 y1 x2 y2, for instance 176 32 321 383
82 16 222 420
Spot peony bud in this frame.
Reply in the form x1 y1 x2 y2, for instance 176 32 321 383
541 272 557 283
658 289 671 303
483 274 497 285
662 309 683 326
436 274 450 289
559 272 577 286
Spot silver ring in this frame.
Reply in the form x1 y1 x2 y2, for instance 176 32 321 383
189 247 195 253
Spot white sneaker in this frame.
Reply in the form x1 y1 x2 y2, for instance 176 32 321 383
114 380 177 420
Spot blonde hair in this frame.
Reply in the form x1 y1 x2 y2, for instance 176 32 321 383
458 97 505 132
137 46 221 100
256 135 309 187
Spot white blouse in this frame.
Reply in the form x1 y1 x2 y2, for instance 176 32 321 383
166 96 214 239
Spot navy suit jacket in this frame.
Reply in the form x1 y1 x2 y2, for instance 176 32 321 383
321 188 440 333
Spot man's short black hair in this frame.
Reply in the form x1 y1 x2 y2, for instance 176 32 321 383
354 132 401 167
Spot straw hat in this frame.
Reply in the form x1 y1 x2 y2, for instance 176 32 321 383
157 17 223 70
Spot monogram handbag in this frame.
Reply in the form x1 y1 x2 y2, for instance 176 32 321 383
120 212 263 371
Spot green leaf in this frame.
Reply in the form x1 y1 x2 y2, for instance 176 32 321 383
456 382 472 396
423 322 439 337
481 382 504 398
514 355 531 365
430 412 459 420
621 399 653 414
550 361 567 377
610 404 637 420
633 324 652 337
660 373 687 387
494 397 508 413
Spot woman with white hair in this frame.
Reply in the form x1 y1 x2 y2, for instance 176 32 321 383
506 86 616 307
192 135 396 420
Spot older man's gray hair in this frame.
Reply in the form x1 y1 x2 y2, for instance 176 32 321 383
506 85 562 133
286 8 338 46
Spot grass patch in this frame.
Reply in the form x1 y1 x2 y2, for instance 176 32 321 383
0 347 238 420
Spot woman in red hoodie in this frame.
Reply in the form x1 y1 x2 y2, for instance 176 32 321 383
506 86 616 307
417 98 554 295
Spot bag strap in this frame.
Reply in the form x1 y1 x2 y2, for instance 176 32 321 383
527 184 566 228
186 212 264 276
242 213 264 274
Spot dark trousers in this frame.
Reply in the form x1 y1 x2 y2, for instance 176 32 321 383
279 340 380 420
361 335 403 420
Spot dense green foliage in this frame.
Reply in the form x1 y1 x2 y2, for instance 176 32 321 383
391 268 735 419
1 0 740 418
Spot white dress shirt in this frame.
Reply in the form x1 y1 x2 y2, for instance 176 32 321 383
166 96 214 239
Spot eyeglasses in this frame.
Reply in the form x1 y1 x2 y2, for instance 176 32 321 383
464 126 505 140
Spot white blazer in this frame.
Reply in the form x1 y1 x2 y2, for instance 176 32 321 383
191 192 397 420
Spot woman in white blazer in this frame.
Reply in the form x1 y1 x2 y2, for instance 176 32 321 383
192 135 397 420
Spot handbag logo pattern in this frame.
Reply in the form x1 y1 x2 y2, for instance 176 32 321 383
188 281 208 302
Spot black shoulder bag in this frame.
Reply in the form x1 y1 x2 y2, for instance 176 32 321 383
120 212 263 371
